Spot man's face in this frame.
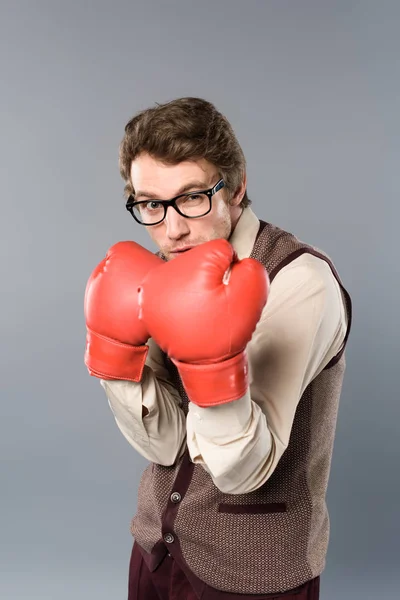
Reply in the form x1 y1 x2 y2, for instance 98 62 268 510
130 153 244 261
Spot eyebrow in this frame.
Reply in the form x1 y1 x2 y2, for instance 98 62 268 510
134 180 211 200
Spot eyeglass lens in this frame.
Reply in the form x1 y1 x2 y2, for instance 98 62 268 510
134 193 210 224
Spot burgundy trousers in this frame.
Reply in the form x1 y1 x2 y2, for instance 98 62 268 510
128 541 320 600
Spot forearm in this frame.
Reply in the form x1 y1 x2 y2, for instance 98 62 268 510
186 390 274 494
101 364 187 466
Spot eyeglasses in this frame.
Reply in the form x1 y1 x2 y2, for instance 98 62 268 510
126 179 225 226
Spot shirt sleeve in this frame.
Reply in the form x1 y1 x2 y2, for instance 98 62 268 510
186 253 348 494
101 336 187 466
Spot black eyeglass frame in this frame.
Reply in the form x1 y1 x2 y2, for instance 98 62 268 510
125 178 225 226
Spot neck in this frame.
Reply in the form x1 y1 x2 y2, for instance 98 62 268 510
230 206 244 234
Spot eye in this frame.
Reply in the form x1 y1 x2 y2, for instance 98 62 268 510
146 201 163 210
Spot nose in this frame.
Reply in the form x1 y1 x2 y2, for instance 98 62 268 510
164 206 190 239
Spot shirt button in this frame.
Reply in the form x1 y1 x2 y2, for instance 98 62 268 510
170 492 182 503
164 533 175 544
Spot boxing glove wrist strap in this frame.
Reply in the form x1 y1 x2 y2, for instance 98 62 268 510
84 328 149 382
171 351 248 407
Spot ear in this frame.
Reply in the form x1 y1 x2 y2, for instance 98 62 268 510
229 172 247 206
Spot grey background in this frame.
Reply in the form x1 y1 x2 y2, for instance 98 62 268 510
1 1 398 598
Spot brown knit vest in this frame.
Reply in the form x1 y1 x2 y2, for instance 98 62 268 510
131 220 352 594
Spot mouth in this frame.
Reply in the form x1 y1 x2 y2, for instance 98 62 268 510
170 246 194 254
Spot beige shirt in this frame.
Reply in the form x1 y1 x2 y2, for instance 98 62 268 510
101 208 348 495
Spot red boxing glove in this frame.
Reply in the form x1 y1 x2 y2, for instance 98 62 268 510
84 241 163 381
138 239 269 406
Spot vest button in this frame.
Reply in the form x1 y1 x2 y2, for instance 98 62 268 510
170 492 182 503
163 533 175 544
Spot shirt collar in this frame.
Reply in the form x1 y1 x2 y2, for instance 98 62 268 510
228 206 260 260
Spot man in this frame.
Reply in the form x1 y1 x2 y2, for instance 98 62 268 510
84 97 352 600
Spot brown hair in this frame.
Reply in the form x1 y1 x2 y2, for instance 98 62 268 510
119 97 251 208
